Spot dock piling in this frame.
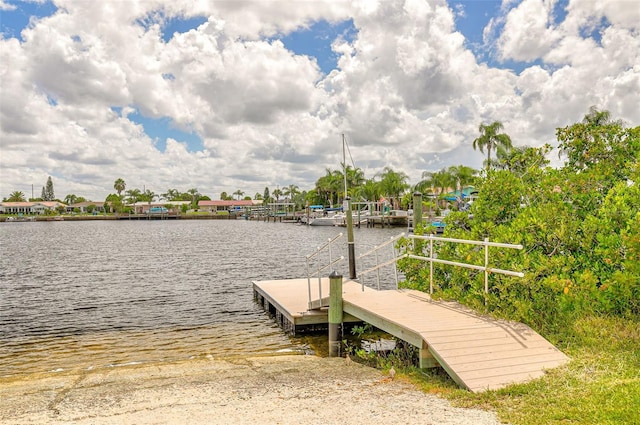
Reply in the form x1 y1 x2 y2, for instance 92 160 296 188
328 271 343 357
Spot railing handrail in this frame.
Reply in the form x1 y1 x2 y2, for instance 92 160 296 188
357 232 405 260
356 233 405 290
410 234 523 250
305 233 344 306
407 234 523 302
306 232 344 260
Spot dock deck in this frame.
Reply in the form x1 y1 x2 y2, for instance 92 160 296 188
253 278 569 392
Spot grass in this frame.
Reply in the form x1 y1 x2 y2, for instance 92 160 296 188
402 315 640 425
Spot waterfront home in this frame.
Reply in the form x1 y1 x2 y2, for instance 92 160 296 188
129 201 190 214
0 201 66 215
198 200 260 213
67 201 108 214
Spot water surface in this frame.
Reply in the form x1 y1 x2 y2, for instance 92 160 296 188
0 219 403 377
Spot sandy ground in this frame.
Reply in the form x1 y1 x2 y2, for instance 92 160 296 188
0 355 504 425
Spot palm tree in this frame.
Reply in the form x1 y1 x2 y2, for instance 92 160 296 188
357 179 381 203
378 167 409 209
64 194 78 205
125 188 142 204
583 106 612 125
343 165 365 198
272 188 283 203
162 188 180 201
233 189 244 200
113 178 126 197
6 191 26 202
315 168 342 207
140 189 157 204
419 168 456 209
187 188 201 206
283 184 299 202
448 165 477 194
472 121 513 172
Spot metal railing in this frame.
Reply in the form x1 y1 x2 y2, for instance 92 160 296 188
407 234 524 300
356 233 406 291
305 233 344 306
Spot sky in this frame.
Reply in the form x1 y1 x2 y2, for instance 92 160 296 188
1 0 639 202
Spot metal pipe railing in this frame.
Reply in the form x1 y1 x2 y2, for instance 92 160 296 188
305 233 344 305
407 234 523 301
356 233 405 290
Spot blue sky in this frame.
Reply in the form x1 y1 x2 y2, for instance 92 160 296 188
1 0 637 201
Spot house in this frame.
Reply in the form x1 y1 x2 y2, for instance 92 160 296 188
0 201 66 215
129 201 190 214
198 200 259 213
67 201 108 213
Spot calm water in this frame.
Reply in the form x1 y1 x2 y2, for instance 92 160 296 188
0 219 403 378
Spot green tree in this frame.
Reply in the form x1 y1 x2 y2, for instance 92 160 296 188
162 188 180 201
343 165 365 198
283 184 299 202
187 188 201 206
113 178 126 197
378 167 409 209
140 189 157 203
496 145 551 175
272 188 283 203
125 188 142 204
356 179 381 203
263 187 270 203
472 121 513 172
233 189 244 200
40 176 55 201
5 191 26 202
64 194 78 205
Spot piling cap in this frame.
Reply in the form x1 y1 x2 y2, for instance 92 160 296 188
329 270 343 279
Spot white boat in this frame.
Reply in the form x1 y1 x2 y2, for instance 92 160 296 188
308 212 345 226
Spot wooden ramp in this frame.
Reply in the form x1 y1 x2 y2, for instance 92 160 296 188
253 278 569 392
343 288 569 392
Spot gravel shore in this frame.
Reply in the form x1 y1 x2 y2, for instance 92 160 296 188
0 355 504 425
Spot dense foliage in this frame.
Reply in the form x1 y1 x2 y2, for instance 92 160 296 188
399 111 639 336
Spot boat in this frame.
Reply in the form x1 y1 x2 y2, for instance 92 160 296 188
308 208 345 226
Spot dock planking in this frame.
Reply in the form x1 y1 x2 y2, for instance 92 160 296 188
253 278 569 392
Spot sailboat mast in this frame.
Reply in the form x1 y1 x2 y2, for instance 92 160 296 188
342 133 347 199
342 133 357 280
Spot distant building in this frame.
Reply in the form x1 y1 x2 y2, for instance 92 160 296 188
198 200 259 213
67 201 108 213
129 201 190 214
0 201 66 215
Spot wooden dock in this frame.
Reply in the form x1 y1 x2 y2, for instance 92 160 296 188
253 278 569 392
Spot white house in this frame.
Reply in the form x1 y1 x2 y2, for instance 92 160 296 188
0 201 66 215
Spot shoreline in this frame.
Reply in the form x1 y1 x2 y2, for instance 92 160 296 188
0 354 503 425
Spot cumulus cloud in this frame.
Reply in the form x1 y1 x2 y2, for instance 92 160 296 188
0 0 638 201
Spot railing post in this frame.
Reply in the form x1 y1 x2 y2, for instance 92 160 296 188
328 271 343 357
484 237 489 305
413 191 422 231
306 256 312 306
392 241 399 290
375 248 381 290
429 234 434 295
316 246 322 301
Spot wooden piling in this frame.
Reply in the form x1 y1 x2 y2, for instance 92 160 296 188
328 271 343 357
